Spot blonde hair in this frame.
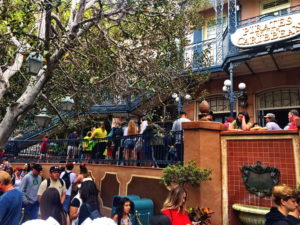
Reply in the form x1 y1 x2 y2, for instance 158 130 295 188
162 185 187 212
0 171 11 185
127 120 138 136
272 184 296 205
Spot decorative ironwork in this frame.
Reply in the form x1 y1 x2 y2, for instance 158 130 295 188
238 5 300 27
228 0 237 34
209 0 225 65
241 161 280 198
227 0 240 56
185 38 218 67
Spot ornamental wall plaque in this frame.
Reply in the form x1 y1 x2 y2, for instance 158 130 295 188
241 161 280 198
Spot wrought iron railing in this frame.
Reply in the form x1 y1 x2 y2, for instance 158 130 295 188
238 5 300 28
15 96 143 141
184 38 218 68
4 131 184 167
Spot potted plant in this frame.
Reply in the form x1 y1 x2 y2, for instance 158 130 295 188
161 160 212 188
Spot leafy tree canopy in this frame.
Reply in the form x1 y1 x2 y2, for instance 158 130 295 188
0 0 210 145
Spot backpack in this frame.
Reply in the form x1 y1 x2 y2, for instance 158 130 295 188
113 127 123 138
61 171 71 189
47 177 65 188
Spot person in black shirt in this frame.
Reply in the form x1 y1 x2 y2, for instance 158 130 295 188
78 181 101 224
265 184 298 225
287 191 300 225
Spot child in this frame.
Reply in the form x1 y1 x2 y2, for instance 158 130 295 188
112 197 133 225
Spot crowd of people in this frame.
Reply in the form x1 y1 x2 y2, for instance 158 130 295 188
0 161 196 225
223 109 299 131
34 115 184 168
0 161 135 225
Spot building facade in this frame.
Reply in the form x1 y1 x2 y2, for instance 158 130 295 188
183 0 300 129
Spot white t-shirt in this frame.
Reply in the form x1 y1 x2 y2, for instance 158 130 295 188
60 170 77 196
172 118 191 131
140 120 148 134
22 217 60 225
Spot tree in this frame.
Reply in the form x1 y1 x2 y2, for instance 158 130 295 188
0 0 209 147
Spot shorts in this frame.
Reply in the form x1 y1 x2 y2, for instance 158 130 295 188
67 146 78 156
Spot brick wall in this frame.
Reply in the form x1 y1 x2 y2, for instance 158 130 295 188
227 139 296 225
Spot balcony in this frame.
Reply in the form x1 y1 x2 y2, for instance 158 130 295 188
184 38 223 72
238 4 300 28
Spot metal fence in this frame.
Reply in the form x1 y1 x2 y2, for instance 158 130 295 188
4 131 184 167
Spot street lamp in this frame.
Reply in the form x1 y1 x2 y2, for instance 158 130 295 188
222 63 247 117
172 93 191 116
26 52 44 75
60 96 74 111
35 108 51 128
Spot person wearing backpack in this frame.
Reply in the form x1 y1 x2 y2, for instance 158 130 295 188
78 180 102 225
60 163 77 211
37 166 67 205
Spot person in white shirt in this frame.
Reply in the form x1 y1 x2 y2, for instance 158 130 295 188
171 112 191 161
60 163 77 212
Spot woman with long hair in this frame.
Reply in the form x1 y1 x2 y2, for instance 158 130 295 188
112 197 133 225
78 180 102 224
229 112 252 131
40 188 69 225
124 120 138 166
76 163 93 184
161 185 192 225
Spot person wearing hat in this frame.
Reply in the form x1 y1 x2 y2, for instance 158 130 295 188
20 164 43 222
264 113 282 131
37 166 66 205
0 171 23 225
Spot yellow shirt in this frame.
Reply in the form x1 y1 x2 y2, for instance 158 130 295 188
92 128 107 142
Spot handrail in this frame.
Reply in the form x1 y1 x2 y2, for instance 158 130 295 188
5 131 184 167
238 4 300 28
17 96 143 141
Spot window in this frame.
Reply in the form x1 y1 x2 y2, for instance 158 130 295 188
197 95 236 123
256 87 300 128
260 0 290 14
256 88 300 110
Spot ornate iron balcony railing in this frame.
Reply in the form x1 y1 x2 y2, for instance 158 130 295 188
238 4 300 28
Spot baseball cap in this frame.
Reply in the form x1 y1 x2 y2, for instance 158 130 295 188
15 167 22 171
264 113 275 118
49 166 60 173
32 164 43 172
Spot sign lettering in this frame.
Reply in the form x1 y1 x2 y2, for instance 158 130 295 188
231 14 300 48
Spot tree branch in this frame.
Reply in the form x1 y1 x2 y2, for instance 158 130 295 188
41 93 68 128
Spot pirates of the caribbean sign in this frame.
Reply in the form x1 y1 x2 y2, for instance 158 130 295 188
231 13 300 48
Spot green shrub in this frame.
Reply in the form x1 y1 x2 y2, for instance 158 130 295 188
161 161 212 187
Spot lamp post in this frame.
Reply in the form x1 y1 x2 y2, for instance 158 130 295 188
222 63 246 117
60 96 74 112
172 93 192 116
35 108 51 128
26 52 44 75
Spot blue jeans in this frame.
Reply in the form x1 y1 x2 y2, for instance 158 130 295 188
22 201 39 223
63 195 71 211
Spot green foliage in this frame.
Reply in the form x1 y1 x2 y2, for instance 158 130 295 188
161 161 212 187
0 0 211 139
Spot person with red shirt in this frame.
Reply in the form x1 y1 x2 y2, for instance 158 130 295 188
39 136 49 160
161 185 192 225
288 110 299 130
